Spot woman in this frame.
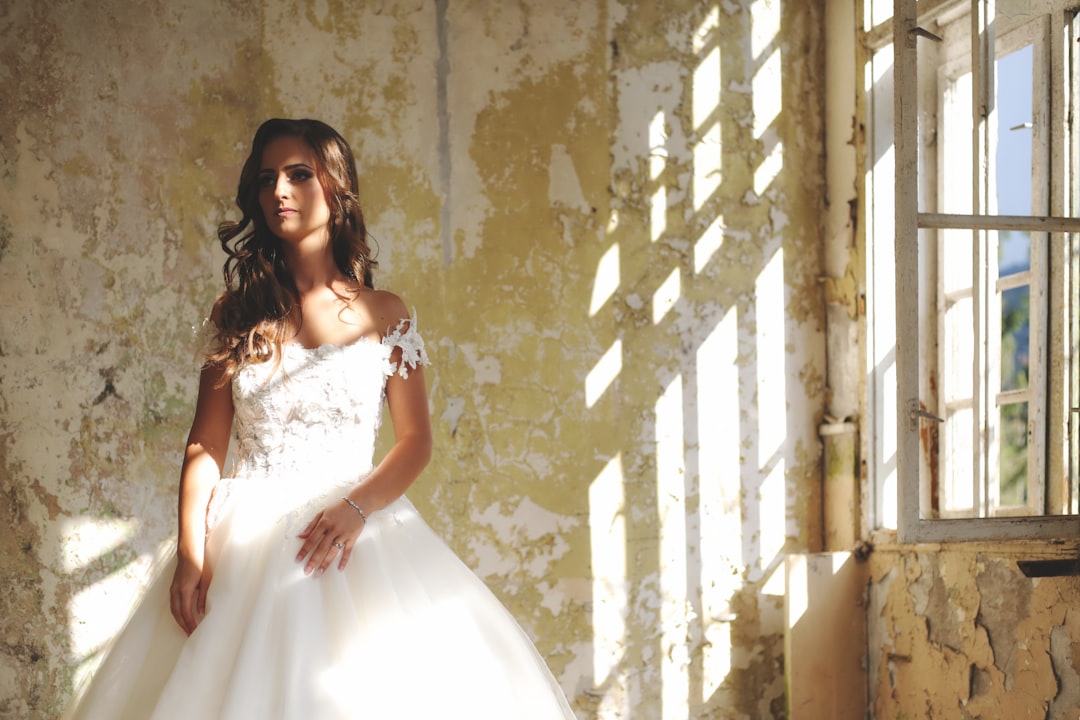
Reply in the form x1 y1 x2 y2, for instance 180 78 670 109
65 118 576 719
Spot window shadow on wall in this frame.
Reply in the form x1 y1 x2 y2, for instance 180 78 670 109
585 1 823 717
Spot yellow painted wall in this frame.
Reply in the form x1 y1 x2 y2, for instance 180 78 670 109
0 1 826 718
868 548 1080 719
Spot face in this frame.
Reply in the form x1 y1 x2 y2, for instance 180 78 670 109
257 135 332 246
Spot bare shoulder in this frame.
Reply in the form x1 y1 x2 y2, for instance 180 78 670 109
208 292 229 325
365 289 412 332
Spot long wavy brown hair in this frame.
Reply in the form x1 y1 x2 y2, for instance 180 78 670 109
206 118 377 380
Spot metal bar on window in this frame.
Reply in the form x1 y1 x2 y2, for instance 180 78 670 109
919 212 1080 231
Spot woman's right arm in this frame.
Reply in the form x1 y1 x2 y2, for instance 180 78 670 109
169 360 234 635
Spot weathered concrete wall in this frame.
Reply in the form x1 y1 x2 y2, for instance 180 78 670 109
868 547 1080 719
0 1 261 716
0 1 826 718
596 1 825 717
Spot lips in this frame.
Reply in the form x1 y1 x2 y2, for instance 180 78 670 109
276 208 296 218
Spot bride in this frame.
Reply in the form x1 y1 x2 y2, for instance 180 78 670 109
64 118 576 719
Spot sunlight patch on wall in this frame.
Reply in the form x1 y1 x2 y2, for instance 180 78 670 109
692 6 722 212
694 221 724 275
869 43 895 183
59 517 138 576
756 249 788 573
589 453 628 716
653 267 681 325
590 242 621 316
757 249 787 462
751 51 782 140
751 0 782 136
656 373 689 720
786 553 810 627
755 140 784 198
758 465 788 581
868 41 898 529
60 516 143 675
696 307 739 700
650 109 669 243
586 339 623 408
880 361 899 528
751 0 783 196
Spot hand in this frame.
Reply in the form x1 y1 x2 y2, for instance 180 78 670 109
296 499 367 576
169 550 212 635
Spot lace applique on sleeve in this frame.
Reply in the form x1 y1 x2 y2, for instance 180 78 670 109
381 313 430 379
192 317 221 366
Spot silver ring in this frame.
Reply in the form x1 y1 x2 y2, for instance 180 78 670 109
333 541 344 549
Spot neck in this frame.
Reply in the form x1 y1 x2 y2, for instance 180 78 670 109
282 235 344 293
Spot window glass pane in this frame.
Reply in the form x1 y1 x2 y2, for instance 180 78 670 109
999 401 1028 506
994 44 1034 218
944 294 974 401
942 228 973 295
1000 284 1030 392
941 71 973 214
943 406 975 513
998 230 1031 274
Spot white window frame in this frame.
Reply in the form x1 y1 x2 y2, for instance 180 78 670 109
933 14 1050 518
873 0 1080 542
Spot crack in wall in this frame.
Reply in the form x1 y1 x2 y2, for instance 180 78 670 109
435 0 452 267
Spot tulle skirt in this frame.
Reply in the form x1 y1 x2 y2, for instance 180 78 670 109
63 474 576 719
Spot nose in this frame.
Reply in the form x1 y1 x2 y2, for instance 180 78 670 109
274 174 290 199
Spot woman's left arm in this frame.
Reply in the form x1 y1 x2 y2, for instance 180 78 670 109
296 346 433 576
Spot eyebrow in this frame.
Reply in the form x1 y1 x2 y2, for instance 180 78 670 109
258 162 315 174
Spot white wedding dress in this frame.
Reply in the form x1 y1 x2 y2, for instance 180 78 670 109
64 319 576 719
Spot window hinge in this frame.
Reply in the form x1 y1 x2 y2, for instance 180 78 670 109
908 399 945 431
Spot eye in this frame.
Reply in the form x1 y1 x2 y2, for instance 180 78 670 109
289 169 314 183
257 174 274 189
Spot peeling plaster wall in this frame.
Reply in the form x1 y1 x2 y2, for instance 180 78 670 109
0 1 261 716
598 1 825 717
1 1 826 718
868 549 1080 720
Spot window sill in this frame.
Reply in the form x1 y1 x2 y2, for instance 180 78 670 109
869 525 1080 557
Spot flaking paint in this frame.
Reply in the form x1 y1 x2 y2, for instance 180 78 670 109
868 548 1080 719
2 1 828 718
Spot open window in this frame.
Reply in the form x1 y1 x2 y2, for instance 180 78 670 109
865 0 1080 542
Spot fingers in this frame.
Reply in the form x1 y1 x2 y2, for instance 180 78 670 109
301 531 340 577
296 502 366 577
170 560 205 636
169 589 185 634
170 583 197 636
197 564 213 618
317 537 351 576
296 512 322 540
295 527 326 570
337 540 353 571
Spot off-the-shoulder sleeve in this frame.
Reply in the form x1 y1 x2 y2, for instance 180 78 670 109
192 317 221 366
381 313 430 379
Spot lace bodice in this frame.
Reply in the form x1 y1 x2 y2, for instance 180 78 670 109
206 317 429 530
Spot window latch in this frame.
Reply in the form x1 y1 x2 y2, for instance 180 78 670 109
907 399 944 431
908 26 943 43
